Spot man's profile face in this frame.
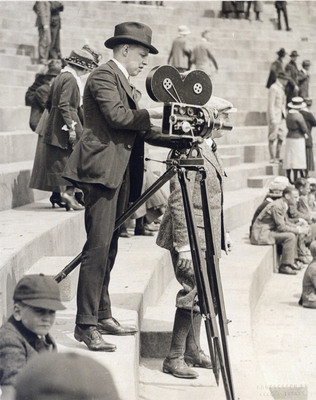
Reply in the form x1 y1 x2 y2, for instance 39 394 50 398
286 189 299 205
125 44 149 76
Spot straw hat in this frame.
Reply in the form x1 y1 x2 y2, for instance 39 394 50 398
288 96 307 109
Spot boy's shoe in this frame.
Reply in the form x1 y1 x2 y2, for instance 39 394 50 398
184 350 212 369
279 264 298 275
162 356 198 379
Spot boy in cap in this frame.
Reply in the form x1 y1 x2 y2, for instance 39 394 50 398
299 240 316 309
0 274 65 393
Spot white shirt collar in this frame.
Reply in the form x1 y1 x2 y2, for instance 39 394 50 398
111 58 129 81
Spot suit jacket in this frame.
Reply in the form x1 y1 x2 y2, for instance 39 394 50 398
285 60 299 87
33 1 50 27
156 142 226 257
168 36 191 70
250 198 299 245
267 80 286 128
266 58 284 89
63 60 163 200
191 39 218 76
0 316 56 386
298 69 310 98
44 71 82 150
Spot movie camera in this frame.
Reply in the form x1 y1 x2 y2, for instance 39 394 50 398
146 65 233 140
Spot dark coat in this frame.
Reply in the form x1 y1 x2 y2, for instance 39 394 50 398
266 58 284 89
63 60 162 201
168 36 192 71
285 60 300 101
29 81 51 132
0 316 56 387
44 71 82 150
298 69 310 99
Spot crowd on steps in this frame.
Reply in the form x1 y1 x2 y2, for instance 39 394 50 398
1 1 316 399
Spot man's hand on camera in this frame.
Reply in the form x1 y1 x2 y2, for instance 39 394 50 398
177 251 193 274
147 106 163 119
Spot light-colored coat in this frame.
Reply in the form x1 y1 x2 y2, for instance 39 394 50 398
251 198 299 245
156 142 226 256
267 80 287 139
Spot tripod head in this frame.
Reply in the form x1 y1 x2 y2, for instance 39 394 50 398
146 65 234 143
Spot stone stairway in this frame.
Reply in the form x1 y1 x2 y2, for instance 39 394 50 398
0 1 315 399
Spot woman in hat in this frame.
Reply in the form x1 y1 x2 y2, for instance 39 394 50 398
283 97 309 183
43 49 96 210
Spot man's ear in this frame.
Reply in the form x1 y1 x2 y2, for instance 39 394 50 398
13 303 23 321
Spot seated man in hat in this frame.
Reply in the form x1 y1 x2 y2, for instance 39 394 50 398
267 71 288 163
63 22 174 352
251 186 309 275
0 274 65 397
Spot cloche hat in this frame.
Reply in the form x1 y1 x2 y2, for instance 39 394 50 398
104 22 158 54
178 25 191 35
290 50 299 57
64 49 96 70
277 48 286 57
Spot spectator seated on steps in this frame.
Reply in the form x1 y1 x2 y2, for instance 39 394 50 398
307 177 316 211
250 186 310 275
0 274 65 399
299 240 316 309
249 176 289 238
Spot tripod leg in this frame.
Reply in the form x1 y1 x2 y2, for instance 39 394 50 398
199 174 235 399
54 165 177 283
177 168 233 398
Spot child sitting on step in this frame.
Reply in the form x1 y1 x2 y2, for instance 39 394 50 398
0 274 65 398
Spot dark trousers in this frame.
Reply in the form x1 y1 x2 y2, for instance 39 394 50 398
76 174 129 325
49 17 61 59
38 26 51 63
277 6 290 29
271 231 296 265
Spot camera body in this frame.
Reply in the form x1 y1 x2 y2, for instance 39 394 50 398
162 102 223 139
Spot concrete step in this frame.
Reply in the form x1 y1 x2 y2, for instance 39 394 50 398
0 53 32 70
253 271 315 399
0 160 48 211
224 161 271 191
26 256 78 302
0 199 86 323
0 68 35 87
244 142 269 163
0 106 29 131
220 154 241 167
140 224 275 399
0 131 37 164
0 84 27 107
247 174 275 189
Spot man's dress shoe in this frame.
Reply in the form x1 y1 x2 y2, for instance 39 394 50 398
97 317 137 336
162 356 198 379
184 350 212 369
74 325 117 351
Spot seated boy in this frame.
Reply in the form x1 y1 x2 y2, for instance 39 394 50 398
0 274 65 396
299 241 316 309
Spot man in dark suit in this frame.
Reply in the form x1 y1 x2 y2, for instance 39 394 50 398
63 22 168 351
266 48 286 89
285 50 300 103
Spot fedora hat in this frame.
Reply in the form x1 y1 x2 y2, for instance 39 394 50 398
288 96 307 109
277 48 286 57
290 50 299 57
64 49 96 70
104 22 158 54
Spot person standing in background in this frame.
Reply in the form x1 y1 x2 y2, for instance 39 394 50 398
285 50 300 104
298 60 311 99
267 71 288 163
190 30 218 79
49 1 64 60
33 1 51 65
275 1 291 31
266 48 286 89
168 25 192 73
